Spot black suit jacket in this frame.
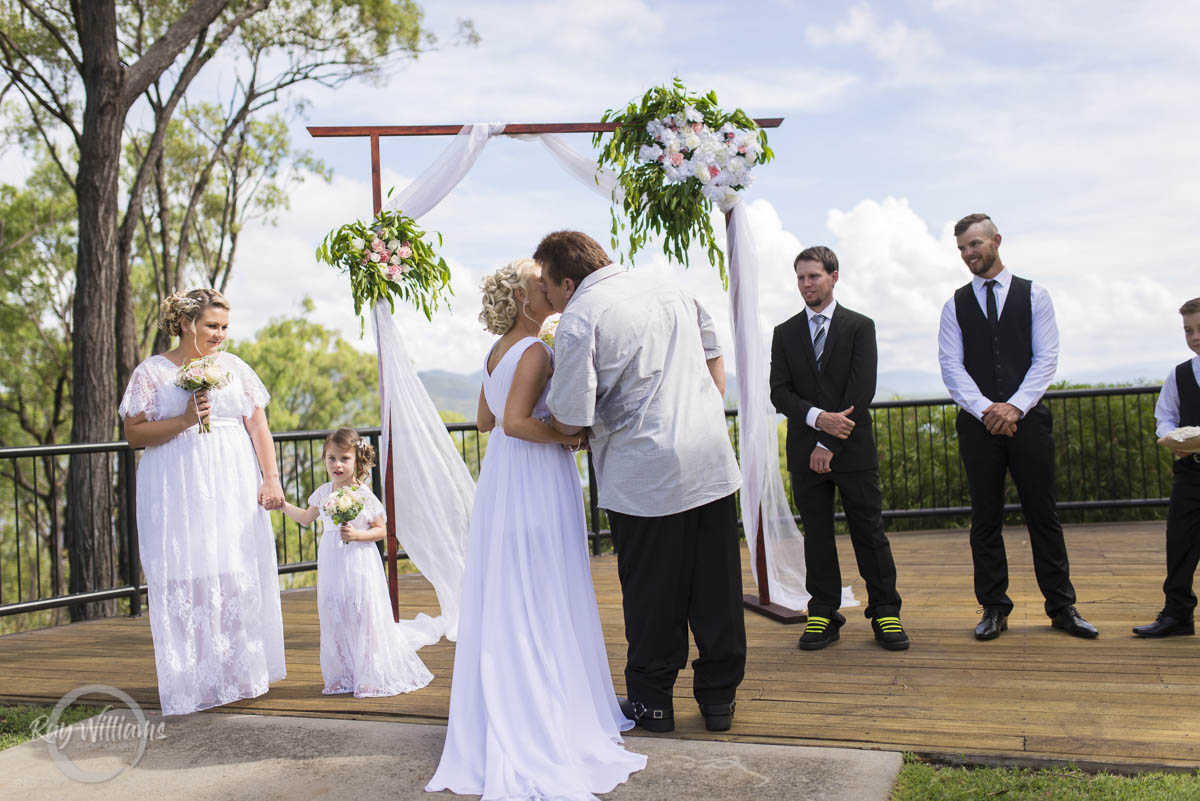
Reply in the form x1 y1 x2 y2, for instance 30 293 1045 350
770 303 879 474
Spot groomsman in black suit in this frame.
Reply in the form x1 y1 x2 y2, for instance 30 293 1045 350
938 212 1098 640
770 246 908 651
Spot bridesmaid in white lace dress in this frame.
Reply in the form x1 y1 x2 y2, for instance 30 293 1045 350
427 259 645 801
120 289 287 716
280 427 433 696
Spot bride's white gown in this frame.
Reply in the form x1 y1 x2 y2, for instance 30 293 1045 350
427 336 645 800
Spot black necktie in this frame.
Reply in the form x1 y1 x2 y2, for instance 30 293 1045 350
985 279 998 326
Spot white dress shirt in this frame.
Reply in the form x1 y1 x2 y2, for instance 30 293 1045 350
937 267 1059 421
1155 356 1200 438
802 300 838 449
547 264 741 516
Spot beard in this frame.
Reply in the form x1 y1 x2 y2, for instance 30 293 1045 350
968 249 998 276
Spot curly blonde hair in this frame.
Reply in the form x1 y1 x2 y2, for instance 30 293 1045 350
158 288 230 338
479 258 539 335
323 427 376 485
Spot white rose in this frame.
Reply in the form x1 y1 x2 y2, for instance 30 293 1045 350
369 252 381 262
693 161 712 184
337 494 353 511
350 237 365 250
390 254 401 264
684 105 703 122
387 239 401 251
728 156 746 173
683 133 701 151
203 365 225 385
638 144 663 163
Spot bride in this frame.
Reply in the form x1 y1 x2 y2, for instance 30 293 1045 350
426 258 645 800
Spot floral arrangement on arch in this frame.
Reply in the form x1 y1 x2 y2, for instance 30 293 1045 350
315 204 452 330
593 78 774 284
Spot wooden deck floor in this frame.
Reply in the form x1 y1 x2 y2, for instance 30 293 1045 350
2 521 1198 770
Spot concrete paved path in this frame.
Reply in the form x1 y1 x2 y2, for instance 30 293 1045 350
1 709 901 800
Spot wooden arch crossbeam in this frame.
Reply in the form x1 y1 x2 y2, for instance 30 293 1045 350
307 119 793 624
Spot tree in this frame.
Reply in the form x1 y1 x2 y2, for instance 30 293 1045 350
0 0 475 618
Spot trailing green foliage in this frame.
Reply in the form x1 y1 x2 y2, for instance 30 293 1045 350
314 207 452 331
593 78 774 283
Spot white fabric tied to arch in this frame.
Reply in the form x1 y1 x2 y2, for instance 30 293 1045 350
371 124 621 645
724 197 856 612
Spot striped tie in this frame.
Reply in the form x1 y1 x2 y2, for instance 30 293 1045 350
812 313 827 367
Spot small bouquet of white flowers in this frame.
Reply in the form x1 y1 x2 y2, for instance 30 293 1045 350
322 487 364 527
174 355 230 433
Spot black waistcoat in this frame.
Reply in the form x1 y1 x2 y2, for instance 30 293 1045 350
953 276 1033 403
1177 361 1200 427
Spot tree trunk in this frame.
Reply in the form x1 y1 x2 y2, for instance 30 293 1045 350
66 1 123 620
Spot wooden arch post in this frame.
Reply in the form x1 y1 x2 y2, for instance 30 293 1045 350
308 119 792 623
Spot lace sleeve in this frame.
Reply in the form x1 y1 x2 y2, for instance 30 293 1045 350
307 483 328 510
360 486 386 522
229 354 270 415
119 362 161 420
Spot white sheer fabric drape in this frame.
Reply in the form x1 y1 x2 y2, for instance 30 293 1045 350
724 200 856 611
371 124 620 643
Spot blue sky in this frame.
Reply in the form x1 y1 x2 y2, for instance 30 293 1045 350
11 1 1200 396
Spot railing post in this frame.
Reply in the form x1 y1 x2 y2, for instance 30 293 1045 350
121 448 141 617
587 451 601 556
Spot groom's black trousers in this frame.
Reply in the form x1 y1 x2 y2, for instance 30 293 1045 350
608 493 746 710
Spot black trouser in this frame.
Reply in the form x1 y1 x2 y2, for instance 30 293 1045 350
956 405 1076 617
791 468 901 620
1163 458 1200 621
608 493 746 710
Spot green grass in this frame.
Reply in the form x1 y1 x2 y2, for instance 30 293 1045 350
0 704 104 751
892 756 1200 801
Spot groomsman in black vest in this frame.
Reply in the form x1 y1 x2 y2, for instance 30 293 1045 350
1133 298 1200 637
938 213 1098 640
770 246 908 651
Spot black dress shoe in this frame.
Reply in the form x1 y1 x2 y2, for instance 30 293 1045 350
1133 613 1195 638
617 696 674 733
1050 605 1099 638
797 615 842 650
974 608 1008 640
698 701 735 732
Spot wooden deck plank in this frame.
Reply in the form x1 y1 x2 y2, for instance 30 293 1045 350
3 521 1198 769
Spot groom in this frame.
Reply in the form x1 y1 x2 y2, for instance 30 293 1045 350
536 230 746 734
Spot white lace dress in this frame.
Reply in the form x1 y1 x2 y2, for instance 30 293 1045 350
308 482 434 696
119 352 286 716
427 337 645 800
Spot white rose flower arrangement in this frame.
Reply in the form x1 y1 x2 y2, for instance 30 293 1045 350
594 78 774 285
173 355 231 434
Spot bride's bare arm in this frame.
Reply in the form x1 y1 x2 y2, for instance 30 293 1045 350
476 385 495 433
504 346 582 447
244 407 284 510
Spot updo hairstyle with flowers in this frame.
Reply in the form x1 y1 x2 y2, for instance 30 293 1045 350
478 258 539 336
158 288 230 338
322 427 376 485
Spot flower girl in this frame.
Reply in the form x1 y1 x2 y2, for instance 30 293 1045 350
282 427 433 697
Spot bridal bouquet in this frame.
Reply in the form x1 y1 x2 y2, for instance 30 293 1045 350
174 356 230 434
315 206 452 332
322 487 364 527
594 78 774 285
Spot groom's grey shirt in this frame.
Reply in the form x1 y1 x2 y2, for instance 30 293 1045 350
547 263 741 517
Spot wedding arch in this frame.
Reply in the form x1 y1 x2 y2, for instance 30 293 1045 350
308 101 853 641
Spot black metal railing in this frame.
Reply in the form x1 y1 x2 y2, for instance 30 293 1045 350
0 386 1171 625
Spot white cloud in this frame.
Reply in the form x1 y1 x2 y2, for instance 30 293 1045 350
806 3 942 71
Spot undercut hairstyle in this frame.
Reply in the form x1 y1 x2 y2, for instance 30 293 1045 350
533 231 611 286
1181 298 1200 316
954 213 998 238
793 245 839 275
323 427 376 485
157 288 230 338
479 258 539 335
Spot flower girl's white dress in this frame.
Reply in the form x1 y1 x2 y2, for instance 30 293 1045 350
427 337 645 800
119 352 286 716
309 482 433 696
